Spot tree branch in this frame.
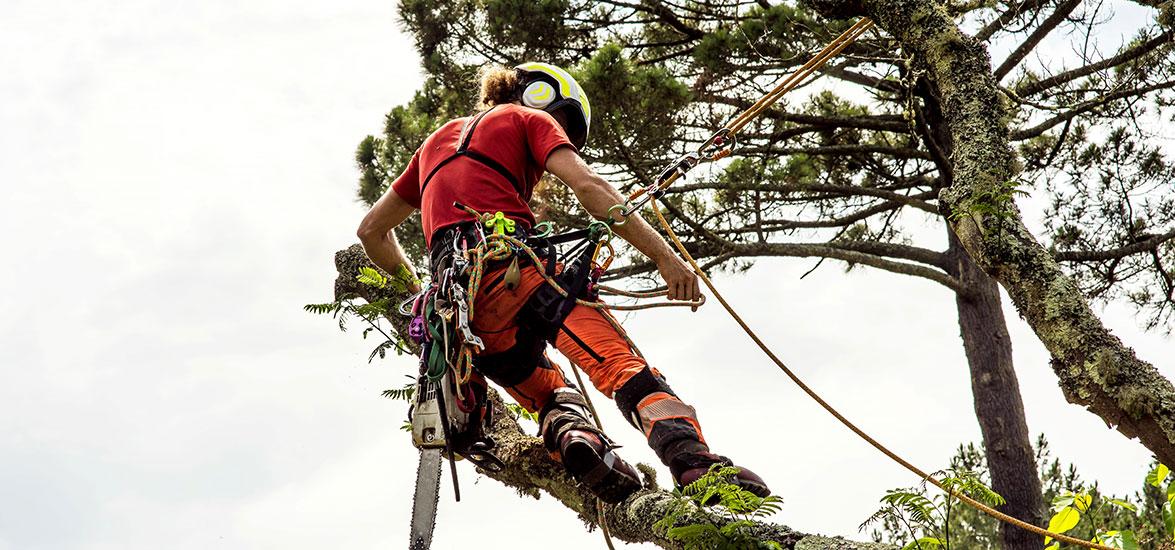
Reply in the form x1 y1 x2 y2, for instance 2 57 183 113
992 0 1083 80
974 0 1051 42
1014 29 1175 97
1010 79 1175 140
331 244 891 549
1054 228 1175 262
669 182 940 213
805 0 1175 467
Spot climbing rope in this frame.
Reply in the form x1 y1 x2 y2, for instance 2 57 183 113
600 16 1114 550
648 200 1111 550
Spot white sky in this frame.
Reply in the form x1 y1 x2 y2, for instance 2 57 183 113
1 1 1171 549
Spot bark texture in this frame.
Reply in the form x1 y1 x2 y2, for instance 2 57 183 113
803 0 1175 465
333 244 889 549
948 230 1045 550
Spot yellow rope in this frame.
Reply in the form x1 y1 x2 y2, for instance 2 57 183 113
648 200 1111 550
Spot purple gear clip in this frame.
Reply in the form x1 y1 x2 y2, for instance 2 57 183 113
408 316 426 343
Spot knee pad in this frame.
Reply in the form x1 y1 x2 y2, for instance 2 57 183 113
613 367 676 430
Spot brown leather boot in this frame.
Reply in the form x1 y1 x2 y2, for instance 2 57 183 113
670 449 771 498
558 429 643 503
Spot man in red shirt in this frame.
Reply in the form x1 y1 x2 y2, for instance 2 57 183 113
358 63 768 502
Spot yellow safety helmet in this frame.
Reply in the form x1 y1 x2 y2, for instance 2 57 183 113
515 62 592 149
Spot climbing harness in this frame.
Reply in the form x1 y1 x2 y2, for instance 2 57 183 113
602 16 1115 550
405 202 701 550
420 104 524 197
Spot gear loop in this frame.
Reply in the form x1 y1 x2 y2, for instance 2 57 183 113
606 203 629 227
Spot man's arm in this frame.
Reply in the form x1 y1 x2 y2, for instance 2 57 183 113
545 147 699 301
357 188 422 294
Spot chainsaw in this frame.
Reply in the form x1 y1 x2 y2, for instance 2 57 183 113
407 344 505 550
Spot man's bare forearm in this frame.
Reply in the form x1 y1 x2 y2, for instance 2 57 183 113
570 177 677 264
357 188 422 293
362 230 414 275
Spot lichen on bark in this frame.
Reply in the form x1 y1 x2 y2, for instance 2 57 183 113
802 0 1175 465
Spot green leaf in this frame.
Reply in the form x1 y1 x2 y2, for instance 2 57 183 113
1052 492 1076 512
1164 501 1175 540
901 537 944 550
1168 481 1175 504
666 523 719 541
356 266 389 289
1098 530 1140 550
1119 530 1139 550
1044 544 1059 550
1073 492 1093 513
1046 507 1081 539
1105 497 1138 513
1148 463 1170 488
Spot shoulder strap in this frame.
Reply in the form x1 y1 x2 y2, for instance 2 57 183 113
419 106 524 198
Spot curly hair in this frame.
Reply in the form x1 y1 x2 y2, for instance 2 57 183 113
478 65 522 109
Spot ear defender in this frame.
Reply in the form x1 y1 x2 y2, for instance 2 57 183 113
514 62 591 149
521 80 556 109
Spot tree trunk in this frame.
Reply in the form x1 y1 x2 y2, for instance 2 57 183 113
805 0 1175 469
948 230 1045 550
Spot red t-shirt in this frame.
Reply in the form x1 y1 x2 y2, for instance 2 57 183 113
391 104 574 246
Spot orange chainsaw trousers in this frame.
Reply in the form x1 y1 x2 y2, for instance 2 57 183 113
468 261 708 464
470 263 648 410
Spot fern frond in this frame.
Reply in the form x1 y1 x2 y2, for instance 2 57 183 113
354 299 391 317
304 302 343 315
357 266 389 289
368 340 398 362
382 382 416 401
860 507 895 532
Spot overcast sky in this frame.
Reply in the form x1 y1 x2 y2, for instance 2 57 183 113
1 1 1171 549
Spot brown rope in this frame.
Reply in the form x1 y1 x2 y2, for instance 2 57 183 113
648 199 1111 550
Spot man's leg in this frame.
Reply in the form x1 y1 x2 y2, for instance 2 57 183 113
554 304 770 496
471 266 641 502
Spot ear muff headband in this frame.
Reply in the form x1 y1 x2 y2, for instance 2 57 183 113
521 80 556 109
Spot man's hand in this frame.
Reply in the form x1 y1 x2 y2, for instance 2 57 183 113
657 254 700 302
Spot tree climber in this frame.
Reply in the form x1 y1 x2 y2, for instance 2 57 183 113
357 62 769 502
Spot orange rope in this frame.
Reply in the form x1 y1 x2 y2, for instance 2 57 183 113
626 19 875 206
648 200 1111 550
